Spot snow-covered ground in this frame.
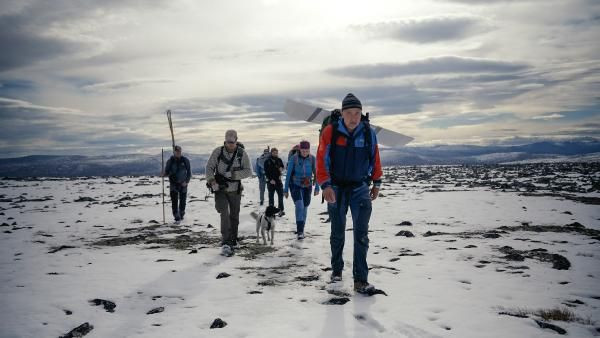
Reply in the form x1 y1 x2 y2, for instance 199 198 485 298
1 165 599 338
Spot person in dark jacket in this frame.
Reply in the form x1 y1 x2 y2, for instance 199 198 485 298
162 145 192 223
317 93 383 294
264 147 285 216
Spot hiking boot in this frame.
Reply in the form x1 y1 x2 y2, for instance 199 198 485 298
354 281 375 294
220 245 234 257
330 272 342 282
259 201 264 206
297 232 305 240
278 211 285 217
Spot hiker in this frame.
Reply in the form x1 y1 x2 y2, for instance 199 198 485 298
284 140 319 240
255 148 270 206
205 130 252 256
316 93 383 294
264 147 285 216
162 145 191 223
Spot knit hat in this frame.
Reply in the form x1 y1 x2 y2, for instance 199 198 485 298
174 145 182 151
299 141 310 149
225 129 237 142
342 93 362 111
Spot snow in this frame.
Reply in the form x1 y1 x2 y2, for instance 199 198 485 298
1 165 599 337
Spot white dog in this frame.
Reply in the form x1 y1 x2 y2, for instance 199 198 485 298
251 206 280 245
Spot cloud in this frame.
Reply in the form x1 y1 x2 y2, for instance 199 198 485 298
0 14 81 72
0 0 170 72
327 56 530 79
81 79 174 92
531 113 564 120
420 112 516 128
351 15 493 43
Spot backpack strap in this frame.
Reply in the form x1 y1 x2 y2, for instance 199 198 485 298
328 121 341 179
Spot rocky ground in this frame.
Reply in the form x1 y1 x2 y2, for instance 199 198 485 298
0 163 599 337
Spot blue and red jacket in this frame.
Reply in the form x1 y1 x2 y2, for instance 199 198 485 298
284 154 320 193
316 119 382 189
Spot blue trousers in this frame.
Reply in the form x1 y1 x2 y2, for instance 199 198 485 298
258 175 266 204
328 183 372 282
290 185 312 234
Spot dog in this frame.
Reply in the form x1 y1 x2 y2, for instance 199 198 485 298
251 206 280 245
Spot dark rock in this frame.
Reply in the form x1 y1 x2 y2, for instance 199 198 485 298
395 231 414 238
499 312 528 318
48 245 76 254
465 245 477 248
147 307 165 315
423 231 447 237
188 249 198 254
361 288 388 296
74 197 96 202
247 291 262 294
389 258 400 262
295 275 319 282
323 297 350 305
89 299 116 313
216 272 231 279
155 259 174 262
1 223 8 227
210 318 227 329
535 320 566 335
562 211 572 215
59 322 94 338
551 254 571 270
565 222 583 229
64 309 73 315
504 253 526 261
483 233 501 239
396 221 413 226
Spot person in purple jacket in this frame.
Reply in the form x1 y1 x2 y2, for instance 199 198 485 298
284 140 320 240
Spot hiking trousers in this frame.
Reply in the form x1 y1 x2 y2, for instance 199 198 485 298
170 184 187 220
328 183 372 283
267 180 284 211
215 190 242 246
290 184 312 234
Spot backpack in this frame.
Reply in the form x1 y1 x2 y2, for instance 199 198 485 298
214 142 245 193
217 142 245 172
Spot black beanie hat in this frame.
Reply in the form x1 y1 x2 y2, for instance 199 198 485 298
342 93 362 111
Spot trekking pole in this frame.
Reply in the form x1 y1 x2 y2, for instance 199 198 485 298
167 110 175 153
161 148 165 225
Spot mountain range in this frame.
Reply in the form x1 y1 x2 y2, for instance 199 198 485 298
1 139 598 177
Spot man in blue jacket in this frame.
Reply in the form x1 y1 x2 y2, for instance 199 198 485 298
317 93 383 294
255 148 270 206
162 145 192 223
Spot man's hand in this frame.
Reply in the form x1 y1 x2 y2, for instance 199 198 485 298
323 187 336 203
370 187 380 201
270 179 275 185
284 192 289 199
211 182 219 191
181 182 188 187
160 171 165 177
223 172 232 179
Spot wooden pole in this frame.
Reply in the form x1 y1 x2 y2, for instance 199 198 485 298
161 148 165 225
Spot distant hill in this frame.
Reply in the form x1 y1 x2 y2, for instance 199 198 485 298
379 139 600 166
0 139 598 177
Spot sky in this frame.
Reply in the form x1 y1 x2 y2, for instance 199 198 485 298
0 0 599 158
